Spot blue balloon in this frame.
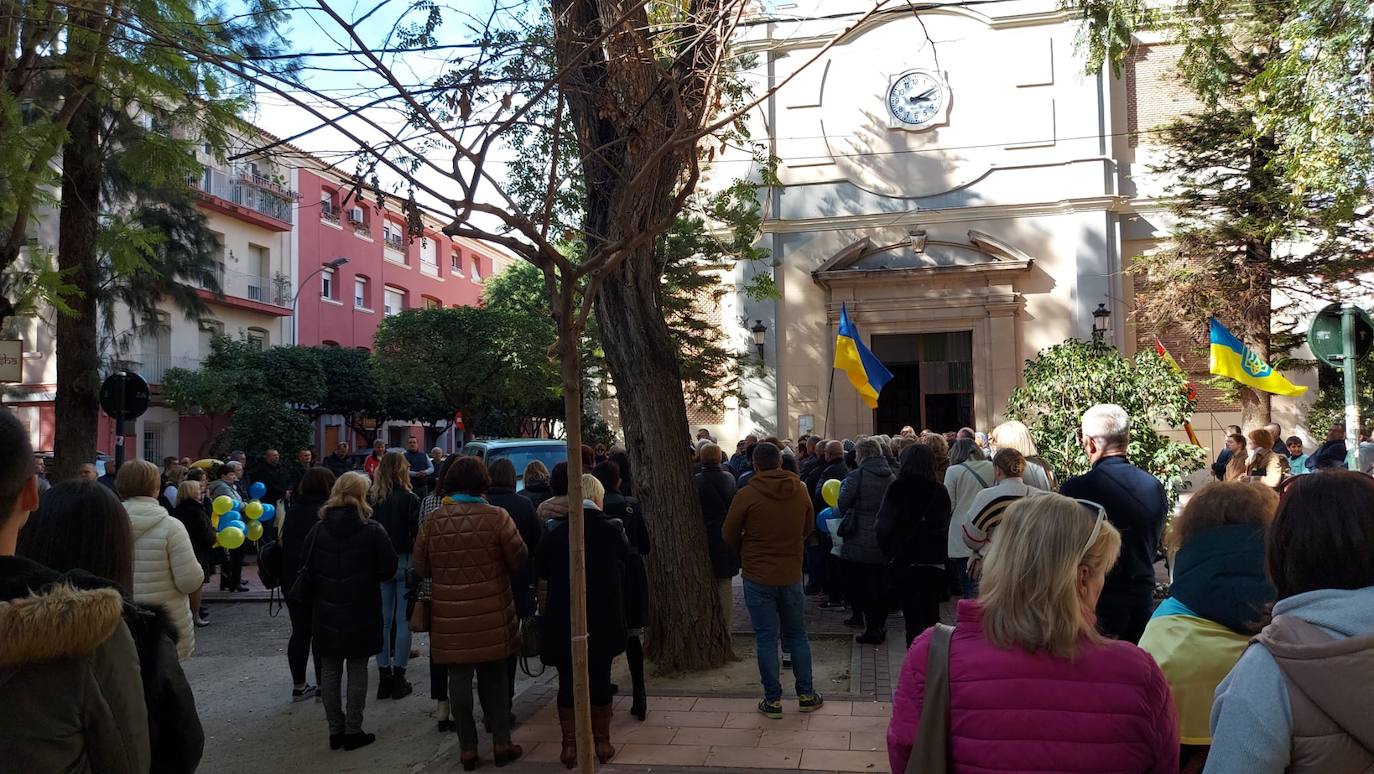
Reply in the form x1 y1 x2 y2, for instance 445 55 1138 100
231 499 244 513
249 481 267 500
259 503 276 522
816 507 833 535
220 519 246 534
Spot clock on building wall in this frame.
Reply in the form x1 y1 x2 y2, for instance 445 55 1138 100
886 69 950 130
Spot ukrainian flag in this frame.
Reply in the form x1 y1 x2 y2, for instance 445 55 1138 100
1209 318 1307 397
834 304 893 409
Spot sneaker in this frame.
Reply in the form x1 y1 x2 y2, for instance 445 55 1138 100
757 699 783 720
198 606 210 620
782 651 793 670
798 693 824 713
292 684 318 702
193 615 210 628
818 600 846 610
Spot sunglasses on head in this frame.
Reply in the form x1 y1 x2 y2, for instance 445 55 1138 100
1074 498 1107 563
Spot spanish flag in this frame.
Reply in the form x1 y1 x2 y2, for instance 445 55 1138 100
1209 318 1307 397
1154 337 1202 446
834 304 893 409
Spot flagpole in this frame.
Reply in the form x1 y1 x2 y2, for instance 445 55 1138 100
823 366 835 437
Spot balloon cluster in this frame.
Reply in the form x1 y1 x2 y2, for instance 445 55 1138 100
211 481 276 549
815 479 841 535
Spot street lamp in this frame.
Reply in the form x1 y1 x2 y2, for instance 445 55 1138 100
292 257 350 345
750 319 768 360
1092 302 1111 343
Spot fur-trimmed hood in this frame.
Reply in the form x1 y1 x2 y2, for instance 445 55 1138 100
0 581 125 668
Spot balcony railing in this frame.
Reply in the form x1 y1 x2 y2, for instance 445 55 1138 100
105 354 203 385
321 207 341 225
383 233 406 251
197 166 295 223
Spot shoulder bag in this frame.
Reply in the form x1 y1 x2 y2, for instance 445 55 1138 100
286 525 320 605
408 576 432 633
959 462 989 489
905 623 953 774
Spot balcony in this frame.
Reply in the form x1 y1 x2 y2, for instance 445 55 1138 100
196 266 292 316
105 354 204 386
321 207 341 226
384 232 406 252
195 166 295 231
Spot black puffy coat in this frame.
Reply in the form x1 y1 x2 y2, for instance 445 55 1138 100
488 485 541 618
370 488 421 556
694 463 739 579
875 477 951 567
536 508 630 667
122 602 205 774
811 459 849 514
521 481 554 511
305 506 398 659
281 496 325 584
170 498 215 576
603 492 651 629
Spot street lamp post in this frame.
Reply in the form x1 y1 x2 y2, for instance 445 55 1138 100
751 319 768 360
1092 303 1111 343
291 257 349 346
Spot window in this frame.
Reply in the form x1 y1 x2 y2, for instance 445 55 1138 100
323 339 340 347
422 296 441 310
246 327 268 351
354 276 370 309
320 191 339 223
321 267 336 300
142 427 163 463
450 252 463 276
420 237 438 276
469 256 481 280
383 286 406 316
247 244 271 302
383 221 406 256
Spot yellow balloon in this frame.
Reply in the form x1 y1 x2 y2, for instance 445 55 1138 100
245 500 264 521
247 521 264 541
211 514 219 530
218 525 246 550
212 495 234 516
821 478 841 508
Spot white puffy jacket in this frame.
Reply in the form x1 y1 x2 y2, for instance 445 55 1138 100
124 497 203 660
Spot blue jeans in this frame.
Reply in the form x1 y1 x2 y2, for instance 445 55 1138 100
954 557 978 599
377 553 412 669
742 579 814 702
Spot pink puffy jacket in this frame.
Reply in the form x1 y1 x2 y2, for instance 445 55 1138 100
887 600 1178 774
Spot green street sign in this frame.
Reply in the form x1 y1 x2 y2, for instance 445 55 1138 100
1309 304 1374 368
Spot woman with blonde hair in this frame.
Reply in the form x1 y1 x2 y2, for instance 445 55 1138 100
171 477 216 627
520 459 553 510
1225 428 1287 487
989 420 1055 491
119 458 204 660
302 471 398 751
888 494 1178 772
367 452 421 700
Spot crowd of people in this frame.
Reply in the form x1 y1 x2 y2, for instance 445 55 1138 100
4 404 1373 773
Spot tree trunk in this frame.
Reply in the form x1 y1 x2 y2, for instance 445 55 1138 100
1238 243 1275 429
50 94 102 483
596 249 734 673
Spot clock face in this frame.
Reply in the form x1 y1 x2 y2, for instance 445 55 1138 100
887 71 945 128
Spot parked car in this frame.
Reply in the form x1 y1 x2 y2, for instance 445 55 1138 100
457 439 569 491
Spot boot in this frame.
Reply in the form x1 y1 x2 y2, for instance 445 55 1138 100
591 703 615 764
627 636 647 721
391 667 413 699
557 707 577 770
376 667 393 700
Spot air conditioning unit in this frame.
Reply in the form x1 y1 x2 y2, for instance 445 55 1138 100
349 207 365 223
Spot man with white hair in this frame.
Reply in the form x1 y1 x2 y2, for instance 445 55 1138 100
1059 404 1167 644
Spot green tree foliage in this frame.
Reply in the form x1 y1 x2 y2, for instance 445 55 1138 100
1309 357 1374 441
1062 0 1374 425
1006 339 1207 503
373 307 559 440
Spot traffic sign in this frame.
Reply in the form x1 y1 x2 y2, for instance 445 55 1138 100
99 372 151 422
1309 304 1374 368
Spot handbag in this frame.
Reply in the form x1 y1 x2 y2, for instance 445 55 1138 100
905 623 954 774
520 615 541 659
408 577 431 633
286 526 320 605
836 469 864 538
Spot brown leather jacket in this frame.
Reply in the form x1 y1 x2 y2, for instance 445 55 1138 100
413 500 528 665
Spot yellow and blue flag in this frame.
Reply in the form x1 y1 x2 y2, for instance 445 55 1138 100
1209 318 1307 397
834 304 893 409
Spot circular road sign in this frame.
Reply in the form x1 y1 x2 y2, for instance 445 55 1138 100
99 372 151 422
1309 304 1374 369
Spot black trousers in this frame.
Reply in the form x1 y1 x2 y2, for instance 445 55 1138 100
1096 588 1154 644
286 599 319 686
844 560 888 634
891 563 945 646
555 654 615 708
824 551 847 605
805 540 829 592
